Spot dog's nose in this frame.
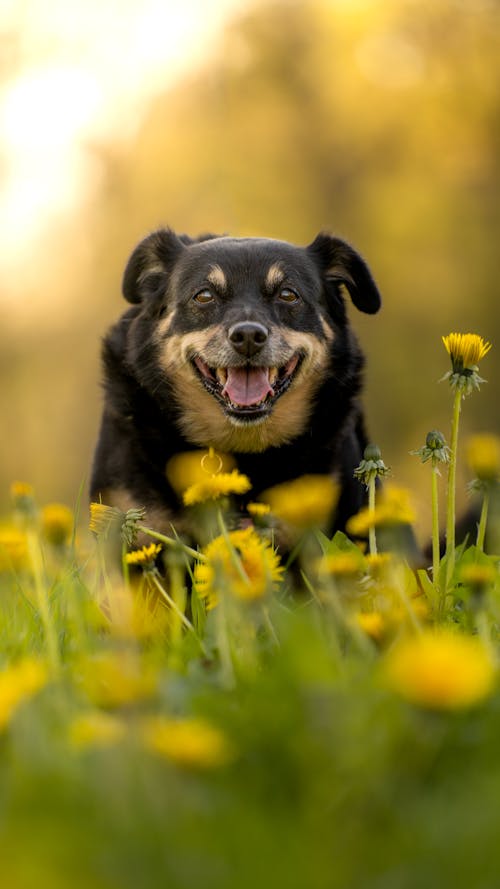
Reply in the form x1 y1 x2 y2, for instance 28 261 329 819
228 322 269 357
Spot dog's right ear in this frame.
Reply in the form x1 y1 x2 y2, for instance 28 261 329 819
307 233 381 314
122 228 185 304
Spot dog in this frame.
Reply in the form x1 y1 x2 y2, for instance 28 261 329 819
90 228 381 540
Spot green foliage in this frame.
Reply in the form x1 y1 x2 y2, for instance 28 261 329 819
1 444 500 888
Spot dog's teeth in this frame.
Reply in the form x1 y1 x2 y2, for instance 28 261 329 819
215 367 228 385
268 367 278 385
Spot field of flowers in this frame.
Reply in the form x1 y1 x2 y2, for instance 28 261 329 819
1 333 500 889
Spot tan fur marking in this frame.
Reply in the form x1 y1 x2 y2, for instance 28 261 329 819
207 264 227 291
320 315 335 342
156 309 176 339
161 326 223 372
265 262 285 291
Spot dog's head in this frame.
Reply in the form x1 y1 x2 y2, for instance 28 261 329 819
120 229 381 452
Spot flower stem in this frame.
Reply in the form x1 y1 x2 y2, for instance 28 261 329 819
26 530 60 673
445 387 462 575
216 509 249 586
137 525 207 562
431 465 440 590
368 477 377 557
476 490 490 552
214 592 235 689
149 571 207 654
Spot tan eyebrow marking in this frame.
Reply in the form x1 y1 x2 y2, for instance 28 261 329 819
206 264 227 291
265 262 285 291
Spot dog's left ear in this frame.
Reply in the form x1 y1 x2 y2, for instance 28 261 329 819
122 228 185 304
307 233 381 314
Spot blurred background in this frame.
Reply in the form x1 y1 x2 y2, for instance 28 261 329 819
1 0 498 540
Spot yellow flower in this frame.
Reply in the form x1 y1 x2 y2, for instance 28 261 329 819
41 503 74 546
0 658 48 731
10 481 35 501
141 716 234 769
89 501 123 536
260 475 339 528
75 652 157 708
10 482 36 519
459 562 497 589
166 449 236 495
247 502 271 518
0 526 28 572
382 631 495 710
466 434 500 481
125 543 162 566
193 527 284 606
365 553 392 575
442 333 492 370
69 711 126 750
346 486 415 537
183 470 251 506
356 611 386 642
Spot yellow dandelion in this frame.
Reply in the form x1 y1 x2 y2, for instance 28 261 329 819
166 449 236 494
193 526 284 606
69 711 126 750
347 486 415 537
0 658 48 731
41 503 74 546
89 501 123 536
260 475 339 529
10 482 36 519
365 552 392 575
0 526 28 573
356 611 386 642
442 333 492 370
75 652 157 708
247 502 271 519
382 631 495 710
125 543 162 566
459 562 497 589
141 716 234 769
466 434 500 482
10 481 35 501
183 470 252 506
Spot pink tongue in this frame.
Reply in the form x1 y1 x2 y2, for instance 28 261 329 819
222 367 274 407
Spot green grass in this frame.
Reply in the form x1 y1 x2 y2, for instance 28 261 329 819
1 478 500 889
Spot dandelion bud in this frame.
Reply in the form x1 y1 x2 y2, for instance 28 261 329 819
411 430 450 466
121 507 147 548
353 444 391 487
364 444 382 462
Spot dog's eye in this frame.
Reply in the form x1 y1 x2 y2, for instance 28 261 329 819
278 287 300 303
193 289 215 305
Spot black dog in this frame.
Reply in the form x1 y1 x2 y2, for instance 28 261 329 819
90 228 381 537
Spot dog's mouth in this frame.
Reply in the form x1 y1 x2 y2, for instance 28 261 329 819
192 353 302 420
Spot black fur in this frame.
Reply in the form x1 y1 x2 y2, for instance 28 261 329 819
91 228 381 536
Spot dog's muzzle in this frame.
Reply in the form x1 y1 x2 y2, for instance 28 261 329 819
192 352 303 422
